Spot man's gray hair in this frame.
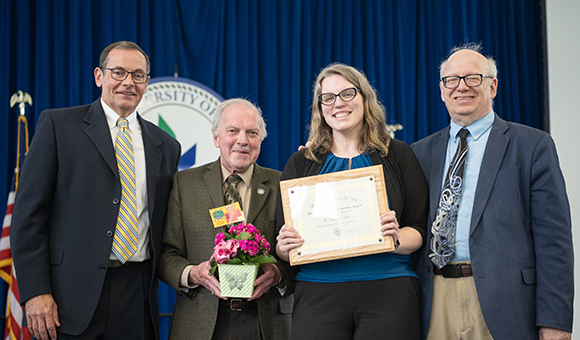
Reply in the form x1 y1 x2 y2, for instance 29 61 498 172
439 42 498 79
211 98 267 139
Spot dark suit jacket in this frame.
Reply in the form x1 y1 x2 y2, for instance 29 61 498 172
158 160 293 340
411 114 573 340
11 99 181 337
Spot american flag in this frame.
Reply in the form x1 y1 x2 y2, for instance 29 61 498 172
0 114 31 340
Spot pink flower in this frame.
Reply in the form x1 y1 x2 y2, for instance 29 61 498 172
224 239 240 254
212 246 231 264
263 240 271 253
212 239 240 264
229 223 245 235
209 223 276 275
229 223 259 237
215 233 226 245
229 225 241 234
245 225 259 235
239 240 260 256
253 234 271 253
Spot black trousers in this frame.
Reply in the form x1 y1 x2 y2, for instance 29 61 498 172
53 261 155 340
211 304 262 340
290 277 420 340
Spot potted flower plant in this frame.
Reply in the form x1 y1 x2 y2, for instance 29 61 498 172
209 223 277 298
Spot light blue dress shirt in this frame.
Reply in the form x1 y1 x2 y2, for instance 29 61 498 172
443 111 494 262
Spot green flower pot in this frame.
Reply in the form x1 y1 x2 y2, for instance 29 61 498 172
218 264 259 298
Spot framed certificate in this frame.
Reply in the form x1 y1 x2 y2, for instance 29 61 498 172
280 165 395 266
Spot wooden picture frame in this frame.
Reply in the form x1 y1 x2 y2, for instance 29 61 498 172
280 165 395 266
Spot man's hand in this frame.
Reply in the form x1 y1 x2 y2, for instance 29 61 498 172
25 294 60 340
188 261 224 298
248 263 280 301
539 326 571 340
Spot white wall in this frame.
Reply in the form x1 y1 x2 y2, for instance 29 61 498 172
546 0 580 337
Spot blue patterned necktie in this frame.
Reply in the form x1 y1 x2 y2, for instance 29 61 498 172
430 128 469 269
112 118 138 263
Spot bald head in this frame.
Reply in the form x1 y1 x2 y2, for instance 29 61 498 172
439 47 498 127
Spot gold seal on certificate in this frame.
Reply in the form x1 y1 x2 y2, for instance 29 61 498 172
280 165 395 266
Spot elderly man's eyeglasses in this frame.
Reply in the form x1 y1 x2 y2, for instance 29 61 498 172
318 87 359 106
441 74 493 89
102 68 149 84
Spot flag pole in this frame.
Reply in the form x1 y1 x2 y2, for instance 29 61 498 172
9 91 32 192
2 91 33 340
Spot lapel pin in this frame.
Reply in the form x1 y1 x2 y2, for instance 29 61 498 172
257 188 265 195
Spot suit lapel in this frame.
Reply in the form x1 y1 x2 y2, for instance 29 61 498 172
429 128 451 217
140 115 164 216
246 164 271 224
83 99 118 177
470 115 510 236
204 160 227 208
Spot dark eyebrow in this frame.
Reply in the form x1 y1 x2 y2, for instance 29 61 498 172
111 67 147 73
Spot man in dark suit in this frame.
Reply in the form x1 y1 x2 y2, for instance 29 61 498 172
158 98 293 340
412 43 573 340
11 41 181 340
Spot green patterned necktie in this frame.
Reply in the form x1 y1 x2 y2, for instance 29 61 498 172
112 118 138 263
224 175 242 206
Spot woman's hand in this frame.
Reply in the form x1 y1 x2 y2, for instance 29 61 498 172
379 211 422 255
380 211 401 244
276 225 304 262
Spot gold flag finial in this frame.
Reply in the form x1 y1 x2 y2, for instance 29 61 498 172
10 91 32 191
10 90 33 116
386 123 403 139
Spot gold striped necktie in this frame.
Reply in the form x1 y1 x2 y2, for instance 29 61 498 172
112 118 138 263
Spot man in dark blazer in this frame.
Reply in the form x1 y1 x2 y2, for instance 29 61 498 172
158 98 293 340
11 41 181 340
412 43 573 340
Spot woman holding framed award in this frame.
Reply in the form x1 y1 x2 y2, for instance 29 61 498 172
276 63 428 340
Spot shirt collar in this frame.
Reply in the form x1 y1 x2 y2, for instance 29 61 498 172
220 162 254 186
449 111 495 141
101 97 138 131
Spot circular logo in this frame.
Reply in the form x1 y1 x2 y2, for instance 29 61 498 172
212 210 225 220
138 77 224 170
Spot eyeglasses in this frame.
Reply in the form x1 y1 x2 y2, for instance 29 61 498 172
102 67 149 84
441 74 493 89
318 87 359 106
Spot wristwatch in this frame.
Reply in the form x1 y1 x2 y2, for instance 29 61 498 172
276 275 286 289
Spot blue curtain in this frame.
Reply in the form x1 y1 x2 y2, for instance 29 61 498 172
0 0 546 338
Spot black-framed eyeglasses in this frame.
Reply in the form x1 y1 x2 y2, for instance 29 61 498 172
102 67 149 84
318 87 359 106
441 74 493 89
